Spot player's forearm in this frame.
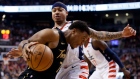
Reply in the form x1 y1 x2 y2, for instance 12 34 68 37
104 47 124 68
84 55 91 69
89 28 123 41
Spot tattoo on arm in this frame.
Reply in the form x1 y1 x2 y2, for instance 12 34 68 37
89 27 122 41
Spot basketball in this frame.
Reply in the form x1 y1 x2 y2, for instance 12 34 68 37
27 44 53 71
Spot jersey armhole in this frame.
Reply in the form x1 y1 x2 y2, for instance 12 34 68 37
91 39 102 52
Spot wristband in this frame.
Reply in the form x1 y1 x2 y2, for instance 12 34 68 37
22 43 28 49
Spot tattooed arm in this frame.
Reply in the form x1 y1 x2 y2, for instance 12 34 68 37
89 24 136 41
73 20 136 41
89 28 122 41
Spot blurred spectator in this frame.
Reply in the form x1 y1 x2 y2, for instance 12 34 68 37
138 70 140 79
0 0 140 5
1 58 27 79
2 54 9 66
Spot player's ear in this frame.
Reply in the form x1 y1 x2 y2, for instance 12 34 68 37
71 28 76 35
66 11 68 16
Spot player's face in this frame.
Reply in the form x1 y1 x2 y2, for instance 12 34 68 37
70 29 89 48
52 7 68 22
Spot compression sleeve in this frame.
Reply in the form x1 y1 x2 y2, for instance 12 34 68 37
104 47 124 68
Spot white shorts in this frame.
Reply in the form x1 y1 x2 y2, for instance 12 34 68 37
55 60 89 79
89 61 119 79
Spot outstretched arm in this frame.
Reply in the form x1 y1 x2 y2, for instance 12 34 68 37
89 24 136 41
18 29 55 51
7 29 58 60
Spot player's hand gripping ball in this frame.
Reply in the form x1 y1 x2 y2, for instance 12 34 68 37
27 44 53 71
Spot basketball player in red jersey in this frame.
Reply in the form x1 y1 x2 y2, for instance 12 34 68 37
8 2 136 79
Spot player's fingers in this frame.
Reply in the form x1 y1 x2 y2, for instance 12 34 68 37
12 48 18 51
32 41 38 44
6 53 11 58
23 56 27 61
9 55 14 59
24 44 31 53
10 48 16 52
130 29 135 34
22 49 29 60
11 48 15 50
26 50 31 59
28 42 38 54
6 54 14 58
126 24 130 27
7 55 12 58
25 42 38 53
128 27 132 30
125 24 129 28
134 30 136 35
130 29 136 36
6 51 11 55
124 26 129 30
29 42 38 47
132 30 136 36
7 50 14 56
23 51 30 61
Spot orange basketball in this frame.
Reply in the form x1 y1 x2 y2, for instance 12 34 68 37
27 44 53 71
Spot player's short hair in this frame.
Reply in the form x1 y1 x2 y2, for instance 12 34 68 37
69 20 90 35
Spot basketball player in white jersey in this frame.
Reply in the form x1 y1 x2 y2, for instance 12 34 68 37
83 38 130 79
7 1 136 79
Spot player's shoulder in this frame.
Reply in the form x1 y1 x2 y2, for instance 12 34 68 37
91 39 107 49
38 28 60 39
92 39 103 45
66 21 72 26
41 28 57 34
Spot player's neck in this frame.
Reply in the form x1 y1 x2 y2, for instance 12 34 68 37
54 21 67 29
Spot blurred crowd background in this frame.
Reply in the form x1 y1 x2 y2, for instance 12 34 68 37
0 0 140 79
0 0 140 5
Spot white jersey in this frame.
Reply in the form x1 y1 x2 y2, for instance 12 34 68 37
59 21 84 68
83 38 113 69
60 22 71 32
83 38 119 79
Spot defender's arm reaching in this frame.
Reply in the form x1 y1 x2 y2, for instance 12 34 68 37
89 24 136 41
